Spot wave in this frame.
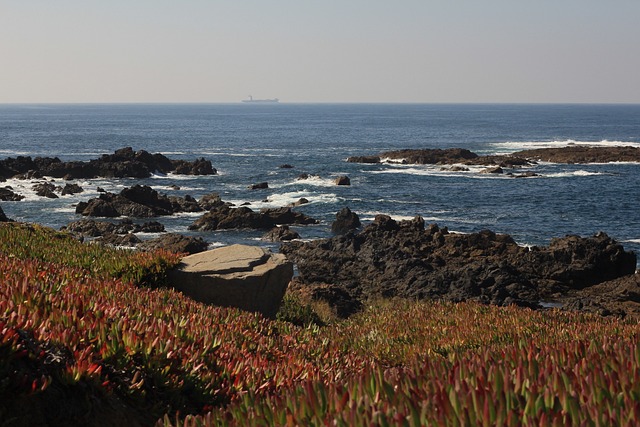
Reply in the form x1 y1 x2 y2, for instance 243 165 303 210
545 170 609 178
284 175 338 188
369 166 506 179
489 139 640 154
228 190 341 210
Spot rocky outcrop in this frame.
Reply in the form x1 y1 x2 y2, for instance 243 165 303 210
249 182 269 190
262 226 300 242
513 146 640 163
189 206 318 231
331 207 360 234
62 218 165 237
347 148 531 168
559 273 640 319
281 216 636 316
346 156 381 164
334 176 351 186
76 185 206 218
33 182 59 198
0 147 217 180
0 205 8 222
137 233 209 255
189 206 275 231
168 245 293 317
61 183 84 195
261 207 318 225
0 187 24 201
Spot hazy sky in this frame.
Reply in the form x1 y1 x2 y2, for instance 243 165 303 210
2 1 639 103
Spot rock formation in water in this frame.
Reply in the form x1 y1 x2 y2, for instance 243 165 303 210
0 147 216 180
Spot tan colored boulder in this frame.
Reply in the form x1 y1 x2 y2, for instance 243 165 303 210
168 244 292 317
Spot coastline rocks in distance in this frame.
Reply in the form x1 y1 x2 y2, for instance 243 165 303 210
138 233 209 255
76 185 205 218
281 216 637 317
32 182 59 198
62 218 165 237
347 148 531 168
346 155 381 164
0 147 217 180
168 244 293 318
331 207 361 234
513 146 640 163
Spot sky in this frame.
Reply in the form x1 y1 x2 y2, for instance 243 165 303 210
1 0 639 104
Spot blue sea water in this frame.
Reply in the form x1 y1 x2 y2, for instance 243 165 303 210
1 103 639 260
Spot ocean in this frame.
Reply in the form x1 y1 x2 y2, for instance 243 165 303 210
1 103 639 261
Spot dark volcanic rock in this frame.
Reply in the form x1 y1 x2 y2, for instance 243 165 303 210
0 187 25 201
348 148 531 168
334 175 351 186
189 206 275 231
171 157 216 175
347 156 381 164
62 218 165 237
0 148 217 180
189 205 317 231
380 148 479 164
514 146 640 163
61 183 84 195
33 182 59 198
138 233 209 255
249 182 269 190
331 207 361 234
198 193 226 210
261 207 318 225
77 185 203 218
288 198 309 207
262 226 301 242
279 164 294 169
281 216 636 316
0 205 8 222
559 273 640 319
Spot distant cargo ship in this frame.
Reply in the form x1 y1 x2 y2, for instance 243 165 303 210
242 95 279 103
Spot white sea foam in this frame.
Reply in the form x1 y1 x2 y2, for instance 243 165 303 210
369 166 506 179
546 170 608 178
229 191 340 210
286 175 338 187
623 239 640 244
489 139 640 154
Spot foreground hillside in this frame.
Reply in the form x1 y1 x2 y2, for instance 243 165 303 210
2 222 640 426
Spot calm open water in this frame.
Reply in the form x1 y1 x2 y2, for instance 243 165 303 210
1 103 639 261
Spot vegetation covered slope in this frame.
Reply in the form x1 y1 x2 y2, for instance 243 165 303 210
1 222 640 426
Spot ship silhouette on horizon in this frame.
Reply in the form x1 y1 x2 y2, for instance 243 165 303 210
241 95 279 103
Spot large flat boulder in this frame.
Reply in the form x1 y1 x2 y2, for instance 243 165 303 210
168 245 293 317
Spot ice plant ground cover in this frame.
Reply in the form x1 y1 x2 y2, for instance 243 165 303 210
1 222 640 425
